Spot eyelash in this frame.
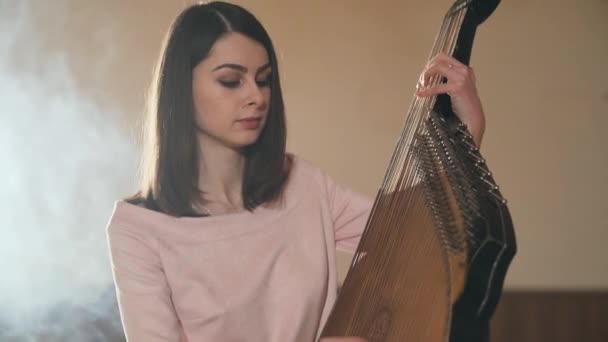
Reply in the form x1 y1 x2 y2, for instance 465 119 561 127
219 78 272 89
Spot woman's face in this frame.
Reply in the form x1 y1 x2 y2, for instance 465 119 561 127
192 32 272 151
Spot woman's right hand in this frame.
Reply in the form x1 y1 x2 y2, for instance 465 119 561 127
320 337 368 342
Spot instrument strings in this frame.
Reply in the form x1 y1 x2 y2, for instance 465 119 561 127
343 6 469 335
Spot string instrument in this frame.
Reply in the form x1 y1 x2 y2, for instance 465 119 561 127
320 1 516 341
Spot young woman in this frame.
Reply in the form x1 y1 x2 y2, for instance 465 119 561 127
106 2 486 341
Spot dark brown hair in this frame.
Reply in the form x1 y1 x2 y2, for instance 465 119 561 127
127 1 291 217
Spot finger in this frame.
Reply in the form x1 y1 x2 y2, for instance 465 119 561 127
427 59 469 76
422 62 464 87
416 82 453 97
419 54 469 89
469 66 476 84
429 52 467 70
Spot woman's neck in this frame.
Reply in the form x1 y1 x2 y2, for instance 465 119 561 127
196 138 245 209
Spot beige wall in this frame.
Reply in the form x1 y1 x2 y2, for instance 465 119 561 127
25 0 608 289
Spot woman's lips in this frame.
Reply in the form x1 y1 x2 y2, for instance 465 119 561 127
237 117 262 129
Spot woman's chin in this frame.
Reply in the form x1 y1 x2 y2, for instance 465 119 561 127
228 134 262 150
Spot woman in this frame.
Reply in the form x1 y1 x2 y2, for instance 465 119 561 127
106 2 486 342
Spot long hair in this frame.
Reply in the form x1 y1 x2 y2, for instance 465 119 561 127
127 1 291 217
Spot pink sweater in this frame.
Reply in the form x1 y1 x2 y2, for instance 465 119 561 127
106 157 373 342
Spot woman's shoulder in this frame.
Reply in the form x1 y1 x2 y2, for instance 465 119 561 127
106 196 171 237
105 155 334 237
285 154 333 191
288 154 329 180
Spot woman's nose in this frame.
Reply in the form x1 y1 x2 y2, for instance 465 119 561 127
245 80 266 108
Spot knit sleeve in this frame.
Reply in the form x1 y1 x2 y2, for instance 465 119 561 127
323 172 374 253
106 222 185 342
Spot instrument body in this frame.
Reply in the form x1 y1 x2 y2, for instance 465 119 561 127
321 1 516 341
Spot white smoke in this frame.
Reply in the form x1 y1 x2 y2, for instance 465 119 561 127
0 1 137 340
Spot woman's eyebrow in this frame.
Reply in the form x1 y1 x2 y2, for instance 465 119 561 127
256 63 271 74
212 63 271 75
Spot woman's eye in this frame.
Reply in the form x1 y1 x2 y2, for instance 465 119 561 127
219 80 241 88
219 77 271 89
256 78 271 87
